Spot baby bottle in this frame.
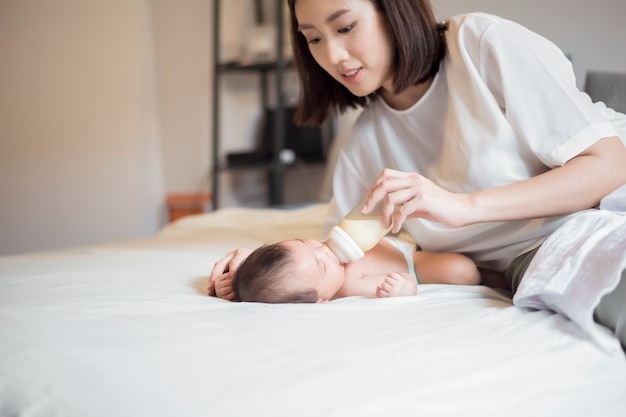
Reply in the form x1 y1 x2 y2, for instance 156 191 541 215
326 198 392 263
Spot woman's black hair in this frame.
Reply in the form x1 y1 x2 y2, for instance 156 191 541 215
287 0 447 125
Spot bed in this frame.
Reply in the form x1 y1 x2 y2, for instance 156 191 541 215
1 202 625 417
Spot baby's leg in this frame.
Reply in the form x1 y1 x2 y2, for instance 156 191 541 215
413 252 480 285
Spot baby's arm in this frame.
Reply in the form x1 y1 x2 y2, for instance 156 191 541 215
376 272 418 298
340 272 417 298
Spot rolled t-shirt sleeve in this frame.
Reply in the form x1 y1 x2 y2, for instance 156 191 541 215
476 18 618 167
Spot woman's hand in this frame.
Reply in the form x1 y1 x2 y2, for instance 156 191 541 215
208 248 253 299
362 168 472 233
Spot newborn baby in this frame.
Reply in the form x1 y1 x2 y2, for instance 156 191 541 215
214 237 487 303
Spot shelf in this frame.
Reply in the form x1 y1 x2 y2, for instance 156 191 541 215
219 151 289 170
217 59 294 73
211 0 294 209
218 161 293 171
219 159 327 172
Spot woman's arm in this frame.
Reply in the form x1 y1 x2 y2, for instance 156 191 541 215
364 137 626 232
468 136 626 223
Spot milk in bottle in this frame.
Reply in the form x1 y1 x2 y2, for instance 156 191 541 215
326 198 392 263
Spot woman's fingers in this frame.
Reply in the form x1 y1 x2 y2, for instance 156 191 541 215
364 169 410 208
362 169 470 230
363 169 429 231
388 187 434 232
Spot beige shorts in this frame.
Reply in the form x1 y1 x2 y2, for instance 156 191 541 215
504 246 541 294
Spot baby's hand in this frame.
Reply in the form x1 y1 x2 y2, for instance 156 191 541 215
208 248 252 298
376 272 417 298
212 273 239 301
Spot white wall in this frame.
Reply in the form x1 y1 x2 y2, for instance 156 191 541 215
1 0 625 255
431 0 626 88
152 0 211 194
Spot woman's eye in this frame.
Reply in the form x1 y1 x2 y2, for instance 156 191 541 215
307 37 321 45
338 23 355 34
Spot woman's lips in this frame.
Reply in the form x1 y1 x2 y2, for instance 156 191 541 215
341 67 362 83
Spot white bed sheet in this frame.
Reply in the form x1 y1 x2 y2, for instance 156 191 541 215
1 203 625 417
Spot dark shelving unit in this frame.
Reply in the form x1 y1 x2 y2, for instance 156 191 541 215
211 0 292 209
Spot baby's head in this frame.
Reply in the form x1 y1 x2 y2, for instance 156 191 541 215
233 239 344 303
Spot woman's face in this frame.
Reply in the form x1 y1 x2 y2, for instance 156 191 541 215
294 0 394 97
281 239 345 302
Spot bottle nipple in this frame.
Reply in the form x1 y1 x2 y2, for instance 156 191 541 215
326 225 365 263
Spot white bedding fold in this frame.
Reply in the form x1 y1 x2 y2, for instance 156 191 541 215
513 209 626 355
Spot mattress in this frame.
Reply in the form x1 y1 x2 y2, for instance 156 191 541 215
1 203 625 417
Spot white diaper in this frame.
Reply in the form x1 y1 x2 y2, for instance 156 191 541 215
383 237 419 283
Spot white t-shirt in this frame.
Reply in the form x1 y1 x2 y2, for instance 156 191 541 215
325 13 626 271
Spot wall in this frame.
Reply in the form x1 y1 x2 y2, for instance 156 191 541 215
0 0 164 255
152 0 211 194
431 0 626 87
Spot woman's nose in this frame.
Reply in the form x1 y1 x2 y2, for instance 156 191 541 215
325 39 349 64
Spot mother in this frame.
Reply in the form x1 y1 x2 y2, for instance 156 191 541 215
209 0 626 346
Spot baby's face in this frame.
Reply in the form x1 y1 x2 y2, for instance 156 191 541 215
280 239 345 302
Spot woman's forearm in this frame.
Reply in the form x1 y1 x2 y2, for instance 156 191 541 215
468 136 626 224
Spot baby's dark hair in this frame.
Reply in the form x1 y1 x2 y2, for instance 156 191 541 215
233 242 319 303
